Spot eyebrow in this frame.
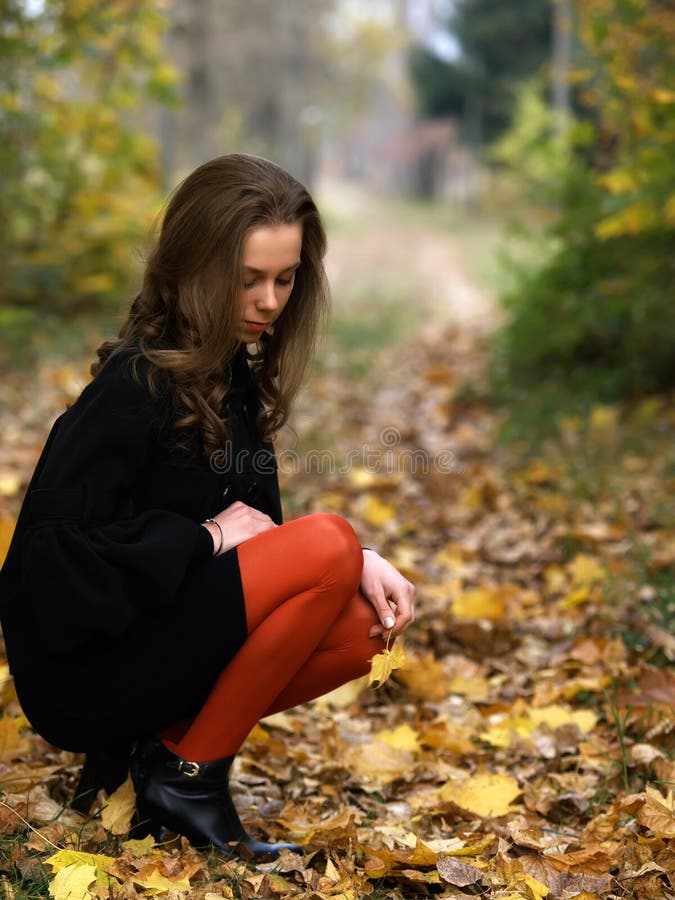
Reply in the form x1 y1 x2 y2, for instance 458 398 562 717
243 261 301 276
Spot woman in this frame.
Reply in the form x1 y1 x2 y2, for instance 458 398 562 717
0 154 415 859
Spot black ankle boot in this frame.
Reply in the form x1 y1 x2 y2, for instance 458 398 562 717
130 740 301 860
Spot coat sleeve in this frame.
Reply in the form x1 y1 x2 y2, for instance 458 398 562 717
17 351 214 650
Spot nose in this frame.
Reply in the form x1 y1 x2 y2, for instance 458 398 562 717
256 279 279 311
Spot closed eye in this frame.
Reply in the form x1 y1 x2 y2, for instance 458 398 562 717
244 275 295 289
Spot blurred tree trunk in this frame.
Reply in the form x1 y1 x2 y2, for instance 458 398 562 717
160 0 332 186
157 0 403 189
551 0 572 145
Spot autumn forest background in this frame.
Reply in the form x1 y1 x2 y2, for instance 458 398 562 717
0 2 674 899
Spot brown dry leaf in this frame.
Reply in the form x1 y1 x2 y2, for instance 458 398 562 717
343 740 415 788
436 855 484 886
518 854 612 897
653 757 675 784
0 715 31 763
635 666 675 707
0 802 22 836
636 785 675 837
276 806 357 849
545 841 621 875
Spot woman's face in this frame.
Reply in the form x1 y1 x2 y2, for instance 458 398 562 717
236 222 303 344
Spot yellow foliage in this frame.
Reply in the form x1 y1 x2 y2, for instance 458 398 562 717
0 715 31 763
100 775 135 835
46 850 118 876
595 202 657 239
438 771 521 817
599 169 638 195
375 724 420 753
48 863 97 900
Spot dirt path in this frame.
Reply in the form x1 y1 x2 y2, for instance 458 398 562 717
318 178 497 338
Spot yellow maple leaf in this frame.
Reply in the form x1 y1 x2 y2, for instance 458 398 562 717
375 724 420 753
48 863 97 900
438 772 521 817
100 775 135 835
46 849 118 876
134 868 192 893
120 835 155 856
368 640 406 688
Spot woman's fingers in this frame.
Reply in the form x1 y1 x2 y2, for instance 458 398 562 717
211 502 277 553
361 551 416 638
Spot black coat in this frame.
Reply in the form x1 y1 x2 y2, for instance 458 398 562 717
0 346 282 677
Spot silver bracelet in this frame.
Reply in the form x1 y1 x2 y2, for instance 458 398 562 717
204 518 223 556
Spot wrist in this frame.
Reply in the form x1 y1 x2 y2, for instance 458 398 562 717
203 518 223 556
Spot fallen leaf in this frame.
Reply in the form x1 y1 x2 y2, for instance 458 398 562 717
436 855 484 886
0 715 31 763
46 850 118 876
437 772 521 817
367 640 406 688
120 835 155 856
100 775 135 835
451 586 506 621
48 863 96 900
636 785 675 838
375 724 420 753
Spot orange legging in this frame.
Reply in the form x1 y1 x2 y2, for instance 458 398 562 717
160 513 385 762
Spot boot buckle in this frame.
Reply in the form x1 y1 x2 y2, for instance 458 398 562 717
174 760 200 777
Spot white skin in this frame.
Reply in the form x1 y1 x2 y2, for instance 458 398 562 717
202 223 415 638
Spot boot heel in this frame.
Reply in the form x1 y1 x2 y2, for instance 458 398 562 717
130 809 167 842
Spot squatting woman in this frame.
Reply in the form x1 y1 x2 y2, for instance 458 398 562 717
0 154 415 858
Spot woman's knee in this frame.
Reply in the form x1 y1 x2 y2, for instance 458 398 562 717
295 513 363 592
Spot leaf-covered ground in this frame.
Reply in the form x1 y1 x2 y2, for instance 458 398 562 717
1 195 674 898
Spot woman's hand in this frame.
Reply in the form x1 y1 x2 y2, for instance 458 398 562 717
360 549 415 638
203 501 277 555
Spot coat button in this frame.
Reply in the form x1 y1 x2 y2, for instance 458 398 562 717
246 482 259 500
222 483 232 498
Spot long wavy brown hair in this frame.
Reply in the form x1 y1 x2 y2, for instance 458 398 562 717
92 154 329 457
